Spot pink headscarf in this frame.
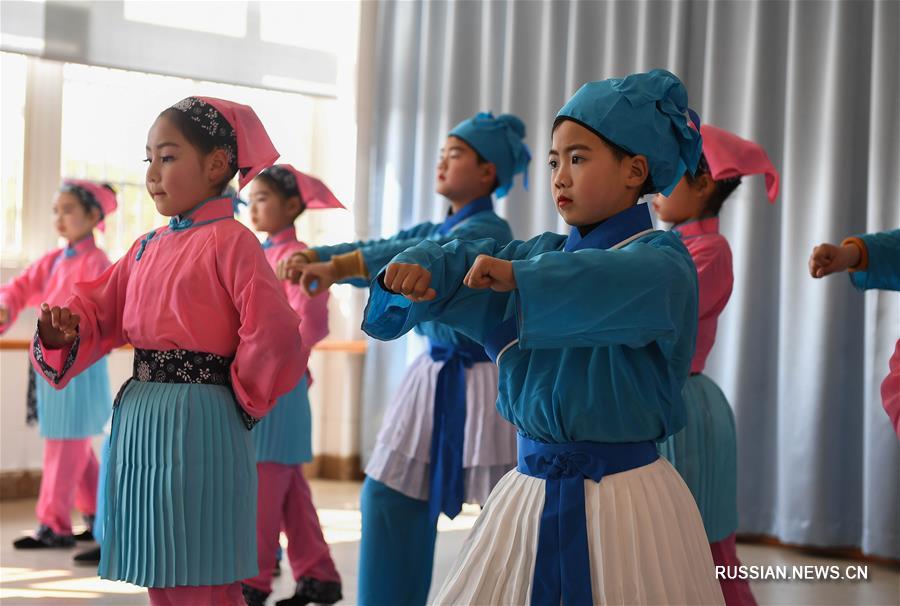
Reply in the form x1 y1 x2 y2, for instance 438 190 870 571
700 124 780 202
260 164 345 210
61 179 119 232
172 96 280 189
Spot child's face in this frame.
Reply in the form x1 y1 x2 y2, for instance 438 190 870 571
248 179 300 233
652 174 709 225
144 115 230 216
52 191 99 242
549 120 649 226
435 136 496 202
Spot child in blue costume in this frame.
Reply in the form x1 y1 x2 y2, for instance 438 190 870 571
279 112 531 606
810 230 900 437
364 70 725 605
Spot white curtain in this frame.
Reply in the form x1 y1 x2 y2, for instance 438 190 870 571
354 0 899 558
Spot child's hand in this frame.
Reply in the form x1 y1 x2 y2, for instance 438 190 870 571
809 242 861 278
299 262 337 298
0 306 8 325
464 255 516 292
383 263 436 302
277 252 312 284
37 303 79 349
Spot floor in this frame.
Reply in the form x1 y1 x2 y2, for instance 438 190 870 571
1 480 897 605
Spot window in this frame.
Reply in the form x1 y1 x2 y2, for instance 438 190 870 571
0 52 28 262
59 63 319 257
123 0 248 38
260 1 358 53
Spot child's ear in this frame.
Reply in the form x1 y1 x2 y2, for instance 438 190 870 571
697 173 716 197
88 207 102 228
207 149 230 185
481 162 497 186
285 195 303 218
625 155 649 190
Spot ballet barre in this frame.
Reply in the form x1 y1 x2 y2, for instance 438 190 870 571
0 339 368 354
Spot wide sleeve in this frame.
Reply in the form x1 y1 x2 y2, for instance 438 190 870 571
312 221 438 263
219 229 306 419
30 247 135 389
512 235 699 356
362 234 547 344
0 251 57 334
848 229 900 292
356 215 514 280
286 274 330 374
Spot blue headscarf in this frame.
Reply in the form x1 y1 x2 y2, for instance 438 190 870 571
555 69 702 195
448 112 531 198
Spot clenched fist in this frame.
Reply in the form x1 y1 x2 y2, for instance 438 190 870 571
277 251 314 284
809 242 861 279
463 255 516 292
382 263 436 302
300 262 337 298
37 303 80 349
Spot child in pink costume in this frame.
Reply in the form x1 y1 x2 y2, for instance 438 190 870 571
1 180 117 549
654 123 780 606
242 164 344 606
31 97 304 606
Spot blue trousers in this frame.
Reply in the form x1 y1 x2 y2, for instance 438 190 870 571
358 477 438 606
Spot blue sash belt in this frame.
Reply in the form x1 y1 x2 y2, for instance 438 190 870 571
427 340 490 520
517 434 658 605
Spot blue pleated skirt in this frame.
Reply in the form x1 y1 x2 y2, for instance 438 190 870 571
35 357 111 439
252 376 312 465
94 435 110 544
658 373 738 543
98 380 258 588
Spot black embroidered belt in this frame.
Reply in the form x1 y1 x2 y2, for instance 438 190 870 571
114 348 259 430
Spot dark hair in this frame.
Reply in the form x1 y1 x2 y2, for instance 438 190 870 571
254 172 307 219
158 107 238 190
551 117 655 197
61 182 115 218
684 155 742 217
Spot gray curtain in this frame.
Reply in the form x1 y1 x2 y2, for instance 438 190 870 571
356 0 899 559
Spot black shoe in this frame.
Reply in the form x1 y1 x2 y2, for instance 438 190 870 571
75 515 95 541
242 583 270 606
73 545 101 565
74 529 94 541
13 525 76 549
275 577 342 606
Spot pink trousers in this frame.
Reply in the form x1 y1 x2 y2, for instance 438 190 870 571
36 438 98 534
710 533 758 606
243 462 340 593
147 582 243 605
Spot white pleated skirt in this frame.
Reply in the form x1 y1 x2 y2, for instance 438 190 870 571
433 458 725 605
365 353 517 505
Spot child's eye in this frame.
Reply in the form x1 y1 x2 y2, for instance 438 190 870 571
143 158 151 163
161 155 175 163
548 159 558 170
571 155 584 164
